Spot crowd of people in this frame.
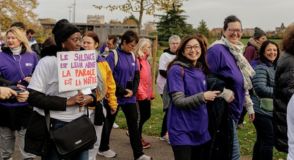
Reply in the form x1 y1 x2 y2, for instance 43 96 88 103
1 15 294 160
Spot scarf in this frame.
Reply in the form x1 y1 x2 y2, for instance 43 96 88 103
211 36 255 90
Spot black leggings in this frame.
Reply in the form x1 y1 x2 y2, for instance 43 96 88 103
137 100 151 139
99 101 118 152
172 142 210 160
121 103 144 159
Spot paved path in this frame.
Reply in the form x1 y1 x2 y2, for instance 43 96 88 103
14 128 251 160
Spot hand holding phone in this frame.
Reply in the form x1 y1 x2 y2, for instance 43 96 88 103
16 90 29 102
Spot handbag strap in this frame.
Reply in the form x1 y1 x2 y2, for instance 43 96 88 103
44 106 90 132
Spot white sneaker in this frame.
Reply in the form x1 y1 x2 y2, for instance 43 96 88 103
97 149 117 158
113 122 119 129
136 154 152 160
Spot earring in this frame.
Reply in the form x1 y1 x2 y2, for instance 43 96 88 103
62 43 65 48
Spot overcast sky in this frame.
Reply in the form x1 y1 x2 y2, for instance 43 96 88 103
35 0 294 31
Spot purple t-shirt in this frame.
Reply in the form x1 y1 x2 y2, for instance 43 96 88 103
167 64 211 146
106 48 138 105
207 44 245 122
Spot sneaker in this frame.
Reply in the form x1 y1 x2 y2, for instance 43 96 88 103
126 131 129 136
159 136 167 141
159 133 169 141
136 154 152 160
141 138 151 149
97 149 117 158
113 122 119 129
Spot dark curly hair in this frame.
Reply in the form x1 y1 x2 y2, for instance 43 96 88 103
282 24 294 55
259 40 280 66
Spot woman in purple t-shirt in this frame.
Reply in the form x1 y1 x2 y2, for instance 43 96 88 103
166 35 219 160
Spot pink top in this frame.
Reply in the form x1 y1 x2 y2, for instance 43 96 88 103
136 55 154 100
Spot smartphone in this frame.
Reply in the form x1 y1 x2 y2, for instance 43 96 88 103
126 81 133 90
14 89 25 94
19 80 29 86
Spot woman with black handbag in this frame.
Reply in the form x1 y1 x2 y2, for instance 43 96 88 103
25 19 96 160
251 40 280 160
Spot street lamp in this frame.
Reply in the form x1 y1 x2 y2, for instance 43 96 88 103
68 5 72 22
73 0 76 23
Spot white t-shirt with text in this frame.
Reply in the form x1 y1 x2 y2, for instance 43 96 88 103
28 56 85 122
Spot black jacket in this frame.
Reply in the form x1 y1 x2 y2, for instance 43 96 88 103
273 52 294 153
206 75 233 160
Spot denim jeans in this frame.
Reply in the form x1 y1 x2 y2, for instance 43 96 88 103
42 119 89 160
252 112 274 160
0 127 35 159
231 119 240 160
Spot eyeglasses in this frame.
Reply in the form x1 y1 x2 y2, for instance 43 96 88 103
227 29 242 33
170 42 180 45
185 45 201 52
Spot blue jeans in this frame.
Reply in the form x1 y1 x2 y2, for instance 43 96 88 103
42 119 89 160
232 119 240 160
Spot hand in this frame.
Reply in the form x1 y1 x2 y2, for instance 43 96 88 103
16 90 29 102
111 109 117 115
124 89 133 97
219 88 235 103
227 95 235 103
203 91 220 102
66 91 84 106
248 113 255 122
0 87 17 100
16 84 27 90
23 76 32 83
81 95 94 106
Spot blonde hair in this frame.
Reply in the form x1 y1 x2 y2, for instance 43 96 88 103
133 38 151 58
5 27 32 52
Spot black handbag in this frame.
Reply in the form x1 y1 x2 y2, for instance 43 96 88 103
45 107 97 159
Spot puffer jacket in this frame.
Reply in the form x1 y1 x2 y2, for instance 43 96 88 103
252 62 275 117
273 52 294 153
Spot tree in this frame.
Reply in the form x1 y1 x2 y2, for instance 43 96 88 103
0 0 39 31
156 3 195 42
93 0 187 35
196 19 210 38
